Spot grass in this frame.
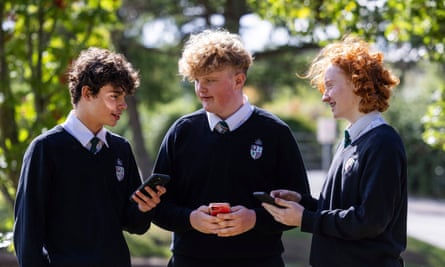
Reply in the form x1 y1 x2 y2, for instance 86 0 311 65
125 227 445 267
125 225 172 258
403 237 445 267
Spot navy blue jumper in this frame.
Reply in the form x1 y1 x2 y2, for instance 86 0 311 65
302 124 407 267
14 125 152 267
152 107 310 266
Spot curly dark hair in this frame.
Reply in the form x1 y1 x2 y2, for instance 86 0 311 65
300 36 399 113
68 47 140 105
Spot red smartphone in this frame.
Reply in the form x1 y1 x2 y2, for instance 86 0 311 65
209 202 231 216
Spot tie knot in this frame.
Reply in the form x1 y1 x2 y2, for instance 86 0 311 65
90 137 100 153
344 130 351 148
215 120 229 134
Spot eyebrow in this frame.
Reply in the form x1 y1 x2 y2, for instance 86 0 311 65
111 88 126 95
198 74 218 79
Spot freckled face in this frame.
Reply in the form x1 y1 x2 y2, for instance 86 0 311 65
194 68 245 119
322 65 362 123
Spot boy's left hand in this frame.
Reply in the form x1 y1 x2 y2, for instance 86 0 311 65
132 185 166 212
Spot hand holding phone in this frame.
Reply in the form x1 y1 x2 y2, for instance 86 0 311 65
253 191 284 208
208 202 231 216
130 173 170 201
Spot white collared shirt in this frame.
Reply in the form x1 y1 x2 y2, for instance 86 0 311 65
346 111 387 144
62 110 109 152
207 95 254 132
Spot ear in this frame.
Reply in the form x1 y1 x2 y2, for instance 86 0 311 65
234 72 246 88
81 86 93 100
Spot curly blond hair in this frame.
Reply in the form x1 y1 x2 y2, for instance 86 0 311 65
300 36 399 113
178 29 253 81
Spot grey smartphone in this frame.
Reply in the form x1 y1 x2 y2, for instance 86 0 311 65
130 173 170 201
253 191 284 208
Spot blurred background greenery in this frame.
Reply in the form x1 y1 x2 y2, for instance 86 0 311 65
2 0 445 265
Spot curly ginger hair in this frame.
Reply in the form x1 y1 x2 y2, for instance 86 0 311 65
301 36 399 113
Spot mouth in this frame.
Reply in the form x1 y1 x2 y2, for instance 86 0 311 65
328 102 336 108
200 95 213 102
112 112 121 120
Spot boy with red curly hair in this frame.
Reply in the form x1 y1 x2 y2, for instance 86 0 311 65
262 36 407 267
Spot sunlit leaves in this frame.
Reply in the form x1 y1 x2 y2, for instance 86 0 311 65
248 0 445 152
0 0 122 208
422 85 445 151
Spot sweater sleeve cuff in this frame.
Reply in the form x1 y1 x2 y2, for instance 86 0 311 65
301 209 316 233
299 193 312 207
181 209 194 230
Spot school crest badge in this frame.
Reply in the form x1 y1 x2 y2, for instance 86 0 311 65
344 157 356 173
116 158 125 181
250 139 263 160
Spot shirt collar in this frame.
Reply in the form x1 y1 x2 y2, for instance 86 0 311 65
346 111 386 143
207 95 254 132
62 110 109 147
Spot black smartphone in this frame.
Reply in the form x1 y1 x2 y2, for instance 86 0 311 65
130 173 170 201
253 191 284 208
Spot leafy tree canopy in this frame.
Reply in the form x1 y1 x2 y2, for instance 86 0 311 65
0 0 121 207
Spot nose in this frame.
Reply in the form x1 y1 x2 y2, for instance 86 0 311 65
195 80 207 93
321 90 330 102
119 98 128 110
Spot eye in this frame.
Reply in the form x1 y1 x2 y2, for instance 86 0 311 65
325 82 334 90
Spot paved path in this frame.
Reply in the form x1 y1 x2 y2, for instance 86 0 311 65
406 197 445 249
307 170 445 250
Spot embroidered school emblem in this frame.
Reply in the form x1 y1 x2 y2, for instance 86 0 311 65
344 157 356 173
250 139 263 160
116 158 125 181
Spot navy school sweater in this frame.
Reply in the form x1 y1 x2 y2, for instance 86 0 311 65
302 124 407 267
14 125 153 267
152 107 311 260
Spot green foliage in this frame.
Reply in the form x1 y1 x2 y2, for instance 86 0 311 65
386 61 445 197
248 50 318 103
248 0 445 54
125 43 184 106
124 225 171 257
248 0 445 157
0 0 122 213
422 83 445 151
139 94 199 157
405 237 445 267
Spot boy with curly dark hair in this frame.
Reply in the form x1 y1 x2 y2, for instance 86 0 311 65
14 47 166 267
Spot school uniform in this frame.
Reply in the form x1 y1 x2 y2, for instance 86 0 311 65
14 111 152 267
152 100 310 267
301 112 407 267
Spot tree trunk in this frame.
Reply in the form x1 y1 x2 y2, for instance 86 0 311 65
127 96 153 178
